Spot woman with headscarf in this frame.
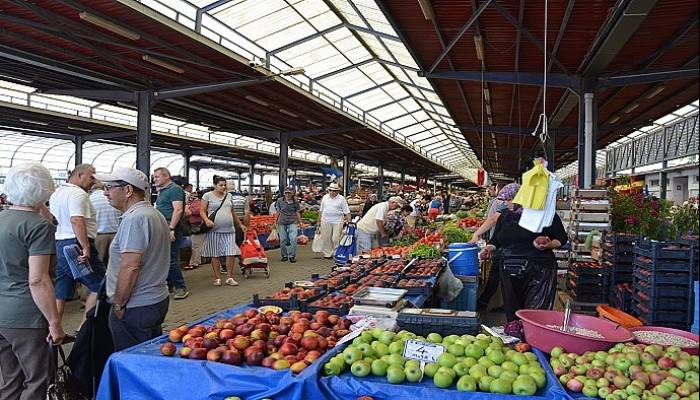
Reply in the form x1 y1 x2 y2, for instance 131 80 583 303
478 184 567 321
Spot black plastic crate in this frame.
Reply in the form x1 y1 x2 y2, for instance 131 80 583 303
635 279 690 298
634 267 693 286
634 256 692 273
634 291 690 310
634 303 690 325
252 284 327 311
568 271 609 285
395 281 433 296
397 308 480 336
570 261 609 275
570 289 608 303
603 233 639 245
306 294 352 316
604 251 634 264
635 241 691 260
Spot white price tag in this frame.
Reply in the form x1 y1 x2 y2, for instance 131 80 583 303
336 328 364 346
402 339 444 364
352 256 360 262
390 255 401 259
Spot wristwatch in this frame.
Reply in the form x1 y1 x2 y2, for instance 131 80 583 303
113 303 125 312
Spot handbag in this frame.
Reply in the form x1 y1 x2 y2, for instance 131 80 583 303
501 257 529 279
46 341 89 400
199 194 227 235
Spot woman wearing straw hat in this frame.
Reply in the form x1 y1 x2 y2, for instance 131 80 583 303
317 183 352 259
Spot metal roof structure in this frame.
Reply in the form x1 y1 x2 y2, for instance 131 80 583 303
380 0 699 176
0 0 461 178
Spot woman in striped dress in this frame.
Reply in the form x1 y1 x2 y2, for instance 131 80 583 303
200 176 243 286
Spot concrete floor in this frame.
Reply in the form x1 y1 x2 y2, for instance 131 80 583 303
61 244 506 350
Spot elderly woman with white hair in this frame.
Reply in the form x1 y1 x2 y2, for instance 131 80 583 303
0 163 66 399
317 183 352 259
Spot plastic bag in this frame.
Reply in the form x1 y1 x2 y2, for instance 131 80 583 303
266 229 280 247
296 234 309 245
513 159 550 210
241 230 268 266
435 265 464 302
311 225 323 253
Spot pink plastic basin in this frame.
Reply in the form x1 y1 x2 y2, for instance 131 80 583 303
516 309 634 354
629 326 700 355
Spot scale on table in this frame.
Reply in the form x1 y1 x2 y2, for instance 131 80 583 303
349 300 407 320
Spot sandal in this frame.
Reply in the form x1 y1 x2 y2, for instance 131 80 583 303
183 264 197 270
225 278 239 286
213 279 222 286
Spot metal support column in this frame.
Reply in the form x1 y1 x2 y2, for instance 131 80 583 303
400 172 406 191
432 177 437 194
237 172 242 192
342 153 351 194
321 173 328 191
194 167 200 190
73 136 85 166
248 162 256 193
278 132 289 193
183 152 190 181
583 93 596 189
659 160 668 200
136 91 152 175
377 164 384 200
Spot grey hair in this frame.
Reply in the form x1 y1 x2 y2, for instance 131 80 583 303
154 167 171 177
4 163 55 206
69 163 94 178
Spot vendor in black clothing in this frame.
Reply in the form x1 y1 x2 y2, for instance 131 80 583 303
362 194 379 216
479 204 568 322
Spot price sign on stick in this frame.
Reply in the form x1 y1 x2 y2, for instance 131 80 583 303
403 339 444 382
336 328 364 346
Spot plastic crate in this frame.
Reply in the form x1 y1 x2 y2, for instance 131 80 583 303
633 256 692 273
396 308 480 336
603 232 639 244
633 291 690 310
633 303 690 326
635 279 690 298
306 293 352 316
603 252 634 264
252 284 326 311
635 241 691 260
440 275 478 312
633 268 693 286
395 279 434 296
568 271 609 286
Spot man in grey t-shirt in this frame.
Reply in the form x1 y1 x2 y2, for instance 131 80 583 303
98 167 170 351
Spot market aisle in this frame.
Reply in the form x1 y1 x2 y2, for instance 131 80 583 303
60 245 333 345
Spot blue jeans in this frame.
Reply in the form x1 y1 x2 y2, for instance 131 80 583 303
167 228 187 290
55 238 105 300
278 223 298 258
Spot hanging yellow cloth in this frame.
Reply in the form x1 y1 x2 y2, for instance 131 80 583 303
513 159 550 210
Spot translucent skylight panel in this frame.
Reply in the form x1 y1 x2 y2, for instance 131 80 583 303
257 22 318 50
329 0 368 28
398 98 420 113
371 103 407 121
407 131 433 143
356 32 393 61
381 39 418 68
353 0 395 35
385 114 419 130
357 62 393 84
213 1 287 32
351 88 394 110
319 68 374 94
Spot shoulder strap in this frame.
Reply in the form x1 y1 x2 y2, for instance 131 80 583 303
209 193 227 218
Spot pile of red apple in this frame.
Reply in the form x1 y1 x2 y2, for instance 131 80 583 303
160 309 352 373
266 286 320 301
313 277 346 290
406 259 443 277
396 278 430 288
309 293 354 311
371 260 404 275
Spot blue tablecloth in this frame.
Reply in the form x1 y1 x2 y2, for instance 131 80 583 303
97 303 571 400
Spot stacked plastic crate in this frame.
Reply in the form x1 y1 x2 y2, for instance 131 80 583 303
567 189 612 303
602 233 637 313
632 240 694 330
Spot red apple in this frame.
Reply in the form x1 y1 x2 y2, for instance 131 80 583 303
250 329 267 342
179 347 192 358
273 335 287 347
269 352 283 360
262 356 277 368
277 324 291 335
188 328 204 338
160 342 177 356
316 337 328 351
251 339 266 351
327 315 339 326
290 361 308 373
189 348 208 360
207 348 222 361
245 349 264 365
255 323 272 333
219 329 235 341
280 343 298 356
231 336 250 351
220 349 242 365
290 332 303 343
244 308 258 319
176 325 189 334
202 338 219 350
223 322 235 330
233 317 247 326
168 330 183 343
301 336 318 351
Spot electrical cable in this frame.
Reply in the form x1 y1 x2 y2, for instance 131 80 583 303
531 0 549 152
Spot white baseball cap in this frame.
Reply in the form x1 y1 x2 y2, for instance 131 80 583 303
97 167 149 191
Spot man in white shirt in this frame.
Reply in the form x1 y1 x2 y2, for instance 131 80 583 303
407 195 424 228
90 181 122 265
356 196 403 254
317 183 352 258
49 164 105 321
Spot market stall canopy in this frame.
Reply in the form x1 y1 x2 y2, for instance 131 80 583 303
380 0 699 175
0 0 470 177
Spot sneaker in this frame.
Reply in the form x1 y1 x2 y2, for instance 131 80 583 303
220 266 227 274
289 257 296 263
213 279 222 286
225 278 239 286
173 288 190 300
281 257 288 262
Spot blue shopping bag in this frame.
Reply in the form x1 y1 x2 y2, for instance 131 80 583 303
62 244 94 279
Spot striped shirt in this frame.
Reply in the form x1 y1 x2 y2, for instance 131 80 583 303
229 192 249 219
89 189 121 234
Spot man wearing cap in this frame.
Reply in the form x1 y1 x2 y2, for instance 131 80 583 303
49 163 106 323
153 167 189 300
356 196 403 254
273 187 303 263
99 167 170 351
317 183 352 259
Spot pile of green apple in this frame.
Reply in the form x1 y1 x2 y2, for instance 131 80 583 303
549 343 700 400
323 328 547 395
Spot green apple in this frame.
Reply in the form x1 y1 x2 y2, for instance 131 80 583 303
453 362 470 377
378 331 396 345
524 352 537 362
405 359 420 369
463 357 478 367
500 370 519 382
388 341 404 354
550 347 564 358
456 375 478 392
433 371 454 389
360 331 374 343
488 365 504 378
598 387 611 398
490 378 513 394
386 364 405 384
465 344 485 359
478 357 495 369
511 353 528 366
372 342 390 357
380 355 391 363
363 356 376 365
512 375 538 396
357 342 374 358
343 347 363 365
502 361 519 373
519 364 531 374
443 335 458 346
324 361 342 376
438 352 458 368
448 343 465 357
583 385 599 397
370 327 384 340
352 337 366 346
488 350 506 365
424 362 440 378
438 366 457 379
479 375 496 392
427 332 443 344
387 353 405 366
351 360 371 377
469 364 488 380
371 359 388 376
405 364 422 383
529 371 546 388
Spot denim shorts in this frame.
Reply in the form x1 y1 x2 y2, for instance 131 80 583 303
55 238 105 300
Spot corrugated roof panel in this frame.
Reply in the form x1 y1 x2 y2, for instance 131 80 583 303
329 0 368 28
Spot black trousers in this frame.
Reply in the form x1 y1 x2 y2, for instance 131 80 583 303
499 259 557 322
